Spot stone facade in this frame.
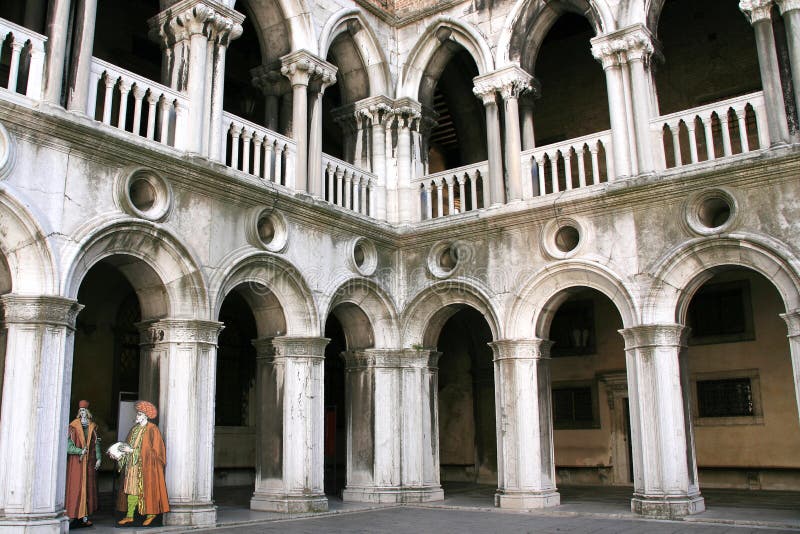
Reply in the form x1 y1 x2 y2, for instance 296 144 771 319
0 0 799 531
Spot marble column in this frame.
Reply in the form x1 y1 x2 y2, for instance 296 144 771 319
0 295 82 533
251 337 329 513
500 77 528 202
308 67 337 198
369 105 391 220
207 15 243 161
592 39 633 179
780 309 800 428
619 325 704 519
137 319 224 527
740 0 791 145
395 110 418 223
777 0 800 122
490 339 560 509
624 26 658 174
65 0 97 113
43 0 72 104
520 90 538 151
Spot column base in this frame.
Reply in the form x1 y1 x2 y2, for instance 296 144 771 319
164 503 217 526
495 489 561 509
342 485 444 503
250 492 328 513
0 514 68 533
631 492 705 519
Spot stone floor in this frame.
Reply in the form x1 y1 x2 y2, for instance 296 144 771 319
79 484 800 533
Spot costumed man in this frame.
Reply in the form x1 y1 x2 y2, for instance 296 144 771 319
114 400 169 526
66 400 101 527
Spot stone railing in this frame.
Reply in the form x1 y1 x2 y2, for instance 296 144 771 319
0 18 46 101
651 91 767 170
223 112 295 188
522 130 613 197
322 154 377 217
415 161 489 220
87 58 188 149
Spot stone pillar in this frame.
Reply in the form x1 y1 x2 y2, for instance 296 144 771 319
519 88 539 151
207 15 243 161
308 68 337 197
619 325 704 519
136 319 224 527
251 337 329 513
0 295 82 533
777 0 800 122
43 0 72 104
394 105 420 223
592 38 633 179
624 26 658 174
251 66 289 132
740 0 792 145
65 0 98 113
490 339 560 509
499 73 531 202
369 105 391 220
473 85 503 206
780 309 800 428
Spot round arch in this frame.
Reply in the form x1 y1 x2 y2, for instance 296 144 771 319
235 0 316 61
398 17 494 100
319 8 391 98
643 235 800 325
63 218 207 320
0 184 58 295
211 249 318 337
506 260 637 339
320 277 400 349
496 0 614 70
401 280 500 348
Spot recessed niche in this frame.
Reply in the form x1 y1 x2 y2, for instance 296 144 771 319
555 226 580 253
698 196 732 229
541 218 586 260
428 241 463 279
350 237 377 276
247 207 288 252
117 168 172 221
685 189 738 236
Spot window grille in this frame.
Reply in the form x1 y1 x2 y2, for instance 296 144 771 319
553 386 596 429
697 378 754 418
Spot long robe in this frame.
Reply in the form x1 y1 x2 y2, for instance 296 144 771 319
65 420 99 519
116 422 170 515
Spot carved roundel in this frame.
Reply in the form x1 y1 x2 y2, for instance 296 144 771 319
427 240 472 279
247 206 288 252
0 121 16 180
116 168 173 222
350 237 378 276
684 188 738 236
541 217 586 260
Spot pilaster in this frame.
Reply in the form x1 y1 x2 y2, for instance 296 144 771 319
0 295 82 534
490 339 560 509
619 325 704 519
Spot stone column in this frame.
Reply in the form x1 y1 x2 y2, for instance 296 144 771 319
780 309 800 428
369 105 391 220
600 371 632 485
740 0 792 145
592 38 633 179
519 87 539 151
251 337 329 513
207 14 243 161
619 325 704 519
308 66 337 197
395 106 420 223
777 0 800 121
473 87 503 206
0 295 82 533
624 26 658 174
43 0 72 104
252 66 289 132
65 0 98 113
490 339 560 509
499 72 531 202
137 319 224 527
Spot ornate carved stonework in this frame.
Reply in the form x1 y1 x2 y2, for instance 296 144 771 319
341 348 441 369
591 25 658 68
473 66 533 103
251 336 330 361
489 338 554 360
137 319 224 345
280 50 338 88
149 1 243 46
776 0 800 14
618 324 689 351
740 0 775 22
0 295 83 328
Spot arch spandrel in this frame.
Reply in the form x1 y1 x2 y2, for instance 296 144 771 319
320 277 400 349
211 250 318 337
63 218 209 320
506 260 637 340
643 235 800 325
401 280 500 348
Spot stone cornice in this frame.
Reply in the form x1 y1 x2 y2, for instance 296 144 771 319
591 24 659 67
740 0 775 22
280 50 337 87
473 66 533 102
1 295 83 329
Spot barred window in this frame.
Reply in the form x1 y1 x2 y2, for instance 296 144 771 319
697 378 754 418
553 386 598 429
688 280 754 344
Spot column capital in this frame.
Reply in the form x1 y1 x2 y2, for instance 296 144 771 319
342 348 440 369
251 335 330 360
251 65 291 96
137 318 224 345
776 0 800 14
149 0 243 46
489 338 553 360
740 0 775 22
0 294 83 329
473 65 533 102
591 24 659 67
618 324 689 350
280 50 338 88
780 309 800 337
350 95 396 124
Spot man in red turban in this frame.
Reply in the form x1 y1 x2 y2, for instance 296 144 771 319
65 400 101 527
115 400 170 526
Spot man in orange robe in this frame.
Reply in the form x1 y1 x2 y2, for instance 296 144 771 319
65 400 101 527
115 400 170 526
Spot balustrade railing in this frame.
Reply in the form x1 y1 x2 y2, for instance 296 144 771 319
223 112 295 188
415 161 489 220
522 131 613 197
651 91 767 170
322 154 377 217
87 58 187 149
0 19 46 101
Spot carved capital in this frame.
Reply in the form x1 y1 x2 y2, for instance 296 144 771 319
780 309 800 337
137 319 224 345
253 336 329 361
280 50 338 88
489 338 553 361
251 64 290 96
776 0 800 14
473 65 533 103
618 324 689 351
0 295 83 329
591 24 659 67
149 1 217 45
740 0 775 22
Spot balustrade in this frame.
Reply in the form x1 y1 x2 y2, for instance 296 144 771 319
652 91 767 170
322 154 376 217
415 162 488 220
87 58 187 149
223 112 295 188
0 19 46 101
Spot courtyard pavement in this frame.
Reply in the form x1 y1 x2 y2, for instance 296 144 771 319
79 483 800 533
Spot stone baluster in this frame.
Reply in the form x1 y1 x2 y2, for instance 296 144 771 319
158 96 171 144
132 85 145 135
352 174 361 212
686 120 699 163
335 168 344 206
563 149 573 190
241 129 253 174
253 134 263 177
145 92 158 140
434 180 444 217
549 154 558 192
6 40 23 92
577 147 587 187
456 175 466 213
702 115 715 160
101 74 115 125
719 110 733 157
669 124 682 165
424 182 433 220
274 144 284 184
229 123 242 170
470 173 479 209
116 79 131 130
